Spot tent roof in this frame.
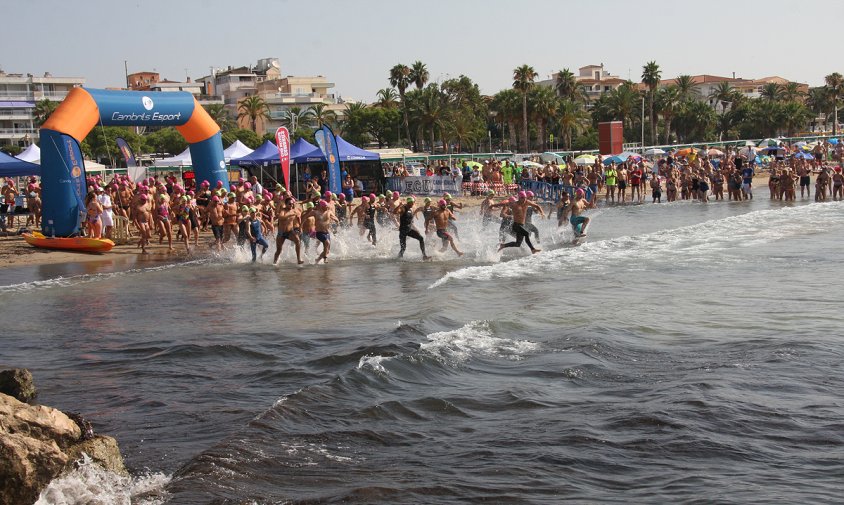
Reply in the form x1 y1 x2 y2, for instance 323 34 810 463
335 135 380 161
223 140 254 162
290 137 319 159
16 144 40 163
230 140 279 166
155 147 192 167
0 150 41 177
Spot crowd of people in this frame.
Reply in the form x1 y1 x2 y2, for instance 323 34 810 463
4 138 844 263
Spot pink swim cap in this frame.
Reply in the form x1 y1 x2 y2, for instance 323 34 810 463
438 199 447 207
392 191 400 198
211 195 220 202
324 191 333 199
518 191 527 199
244 182 252 190
526 191 534 198
201 180 210 187
319 200 328 208
338 193 346 200
216 181 223 187
575 188 585 196
509 196 517 202
139 194 148 201
361 196 369 203
369 193 376 201
230 184 237 191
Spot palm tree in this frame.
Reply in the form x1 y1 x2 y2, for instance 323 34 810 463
409 84 449 153
277 107 313 132
389 63 412 148
513 64 538 151
655 85 681 144
781 82 805 103
237 95 270 132
606 82 640 131
309 103 337 128
760 82 783 102
824 72 843 135
709 81 735 114
641 61 661 145
674 75 699 101
556 99 589 150
33 99 58 126
203 103 234 131
529 86 558 151
490 89 521 150
555 68 583 102
410 61 429 90
779 101 812 137
375 88 399 108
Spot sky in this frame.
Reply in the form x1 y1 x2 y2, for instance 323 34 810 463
5 0 839 102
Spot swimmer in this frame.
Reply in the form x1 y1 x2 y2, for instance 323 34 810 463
273 196 304 265
312 200 339 264
395 196 429 260
432 199 463 256
492 191 543 254
569 188 591 239
247 207 269 262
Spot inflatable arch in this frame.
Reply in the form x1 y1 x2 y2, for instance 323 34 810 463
40 87 229 237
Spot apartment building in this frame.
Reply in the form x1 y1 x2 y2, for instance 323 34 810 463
0 69 85 148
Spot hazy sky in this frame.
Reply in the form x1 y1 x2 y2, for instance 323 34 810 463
5 0 838 102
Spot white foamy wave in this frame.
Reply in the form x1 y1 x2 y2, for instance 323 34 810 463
420 320 539 364
358 354 391 373
1 258 210 293
36 454 171 505
430 201 844 287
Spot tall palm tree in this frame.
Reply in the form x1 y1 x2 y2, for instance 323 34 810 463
556 99 589 150
656 85 681 144
309 103 337 128
606 82 640 131
409 84 449 153
780 82 805 103
237 95 270 132
760 82 783 102
709 81 735 114
513 64 538 151
389 63 412 148
203 103 234 131
779 101 812 137
278 106 313 132
491 89 521 150
824 72 843 135
641 61 662 145
410 61 429 90
674 75 699 101
555 68 583 102
375 88 399 108
33 99 59 126
529 86 558 151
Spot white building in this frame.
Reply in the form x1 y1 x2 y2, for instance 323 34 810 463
0 70 85 148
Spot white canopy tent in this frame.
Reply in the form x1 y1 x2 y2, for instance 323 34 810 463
83 160 108 172
155 148 192 167
223 140 254 162
16 144 40 163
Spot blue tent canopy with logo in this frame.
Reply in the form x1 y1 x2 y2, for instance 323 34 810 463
0 150 41 177
230 140 280 166
335 135 379 161
290 138 324 163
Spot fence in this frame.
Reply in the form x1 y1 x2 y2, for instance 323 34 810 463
519 180 594 203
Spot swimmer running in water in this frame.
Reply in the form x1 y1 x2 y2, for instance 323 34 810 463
394 196 430 260
432 199 463 257
569 188 591 239
273 196 304 265
492 191 543 254
312 199 339 264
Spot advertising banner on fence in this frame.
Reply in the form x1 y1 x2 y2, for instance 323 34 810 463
386 176 462 195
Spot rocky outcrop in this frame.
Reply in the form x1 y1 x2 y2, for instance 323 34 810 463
0 392 127 505
0 368 37 402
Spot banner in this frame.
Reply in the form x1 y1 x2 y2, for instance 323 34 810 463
314 125 341 194
116 137 144 183
386 176 461 195
274 127 291 190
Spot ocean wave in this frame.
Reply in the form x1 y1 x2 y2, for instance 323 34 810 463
430 201 844 287
35 454 171 505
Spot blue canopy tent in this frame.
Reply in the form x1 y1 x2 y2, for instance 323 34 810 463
290 138 325 163
0 151 41 177
335 135 380 161
229 140 279 166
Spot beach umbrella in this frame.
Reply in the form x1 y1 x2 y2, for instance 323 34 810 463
738 146 757 157
674 147 698 156
520 160 543 168
794 141 808 148
707 148 724 156
643 148 666 156
602 155 626 165
464 161 483 168
794 152 814 160
763 146 785 155
756 138 780 148
829 138 840 145
574 154 597 166
619 151 641 160
744 140 756 147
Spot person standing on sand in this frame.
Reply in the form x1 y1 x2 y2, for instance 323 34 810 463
85 191 103 239
134 194 151 253
274 196 304 265
492 191 543 254
432 199 464 257
95 186 114 239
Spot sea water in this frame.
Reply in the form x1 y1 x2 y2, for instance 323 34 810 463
3 188 843 504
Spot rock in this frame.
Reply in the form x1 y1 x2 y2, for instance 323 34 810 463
65 435 128 476
0 368 37 402
0 393 81 448
0 432 68 505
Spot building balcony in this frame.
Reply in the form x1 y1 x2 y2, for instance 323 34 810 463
0 127 38 139
0 110 32 119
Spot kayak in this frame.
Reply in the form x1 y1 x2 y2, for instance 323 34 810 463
23 232 115 253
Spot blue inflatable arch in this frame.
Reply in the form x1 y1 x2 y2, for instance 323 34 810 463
40 88 229 236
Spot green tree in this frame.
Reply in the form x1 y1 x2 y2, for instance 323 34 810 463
410 61 429 90
237 95 270 132
556 99 590 150
144 127 187 157
673 100 717 142
779 101 812 137
33 99 59 126
641 61 661 144
513 64 538 151
709 81 736 114
760 82 783 102
529 85 558 151
309 103 337 128
824 72 843 135
409 84 450 153
81 126 144 165
781 82 805 103
389 63 413 149
673 74 699 101
277 107 313 132
655 85 681 144
203 103 235 131
375 88 399 108
555 68 585 103
222 128 262 149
